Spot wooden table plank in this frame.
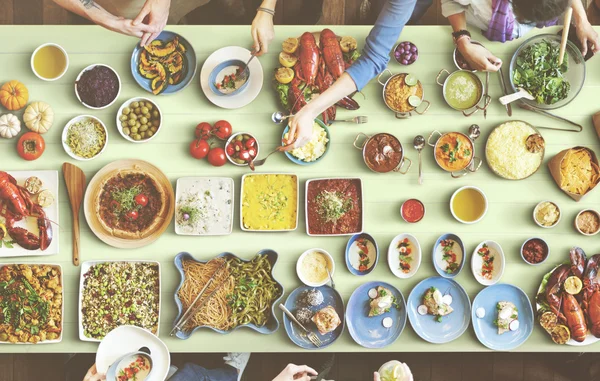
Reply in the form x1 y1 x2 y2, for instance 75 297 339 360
43 0 70 25
0 0 13 24
13 0 43 24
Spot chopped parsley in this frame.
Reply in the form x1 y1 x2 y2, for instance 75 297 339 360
316 190 353 224
111 185 141 214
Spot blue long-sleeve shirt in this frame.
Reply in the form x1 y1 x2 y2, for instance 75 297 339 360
346 0 418 91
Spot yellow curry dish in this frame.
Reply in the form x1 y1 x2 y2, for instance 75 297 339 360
435 132 474 172
241 174 298 231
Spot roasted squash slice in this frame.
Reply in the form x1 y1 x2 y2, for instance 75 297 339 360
144 37 179 58
138 63 159 80
169 71 184 85
151 63 169 94
140 50 155 67
177 42 187 54
165 51 184 74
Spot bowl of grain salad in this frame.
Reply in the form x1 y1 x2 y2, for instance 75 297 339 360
62 115 108 161
378 70 430 118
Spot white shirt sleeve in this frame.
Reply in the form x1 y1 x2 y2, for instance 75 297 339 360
441 0 471 17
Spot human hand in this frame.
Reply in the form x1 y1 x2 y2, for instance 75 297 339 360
133 0 171 46
251 11 275 56
457 40 501 72
282 107 316 150
83 364 106 381
575 21 600 56
272 364 318 381
107 17 155 38
374 372 381 381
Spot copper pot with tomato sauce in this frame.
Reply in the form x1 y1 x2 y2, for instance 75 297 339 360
427 130 482 178
377 70 431 119
353 132 412 174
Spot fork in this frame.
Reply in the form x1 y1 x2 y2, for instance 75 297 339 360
329 116 368 124
237 54 257 83
279 304 323 348
248 147 284 171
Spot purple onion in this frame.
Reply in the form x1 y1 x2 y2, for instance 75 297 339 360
411 46 417 53
395 41 419 65
183 213 190 221
401 59 408 65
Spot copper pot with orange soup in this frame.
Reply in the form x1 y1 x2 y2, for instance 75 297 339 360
427 130 482 178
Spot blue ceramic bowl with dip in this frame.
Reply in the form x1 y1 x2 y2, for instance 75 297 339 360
282 119 331 166
432 233 466 278
209 59 250 97
345 233 379 276
106 350 153 381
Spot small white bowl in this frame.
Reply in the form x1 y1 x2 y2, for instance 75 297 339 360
574 209 600 236
62 115 108 161
296 248 334 287
471 240 505 286
520 237 550 265
116 97 162 143
225 132 260 166
450 186 488 224
387 233 421 279
31 43 69 81
533 201 561 229
74 64 121 110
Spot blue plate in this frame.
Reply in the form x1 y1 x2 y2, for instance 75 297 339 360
282 119 331 165
432 233 465 278
131 31 197 95
407 276 471 344
282 285 345 350
345 233 379 276
173 250 284 339
346 281 407 348
471 283 534 351
208 59 250 97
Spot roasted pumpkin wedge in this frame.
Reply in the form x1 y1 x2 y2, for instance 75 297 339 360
169 71 184 85
140 50 156 67
177 43 187 54
165 52 184 74
151 63 169 94
138 63 159 80
144 37 179 58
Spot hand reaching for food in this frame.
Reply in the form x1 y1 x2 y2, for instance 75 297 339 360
456 40 501 72
83 364 106 381
251 0 276 55
271 364 317 381
283 108 316 150
133 0 171 46
575 20 600 56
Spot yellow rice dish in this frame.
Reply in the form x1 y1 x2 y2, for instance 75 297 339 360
241 174 298 231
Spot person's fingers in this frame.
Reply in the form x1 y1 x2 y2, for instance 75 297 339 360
258 32 269 54
133 2 151 25
291 365 318 376
251 28 262 56
285 123 297 145
296 374 312 381
141 32 151 47
374 371 381 381
581 36 589 56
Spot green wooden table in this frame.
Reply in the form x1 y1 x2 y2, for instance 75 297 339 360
1 25 599 353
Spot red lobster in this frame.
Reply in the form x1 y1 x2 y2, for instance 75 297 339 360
545 264 570 323
570 247 587 280
298 32 319 86
563 292 588 342
320 29 345 79
0 171 52 251
582 254 600 337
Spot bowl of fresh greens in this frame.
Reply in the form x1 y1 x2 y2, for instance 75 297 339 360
509 34 585 110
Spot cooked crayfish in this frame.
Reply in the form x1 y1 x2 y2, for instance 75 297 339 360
570 247 587 280
563 292 588 342
545 264 570 323
0 171 52 251
582 254 600 337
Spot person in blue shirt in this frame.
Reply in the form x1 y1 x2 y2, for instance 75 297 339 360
251 0 424 149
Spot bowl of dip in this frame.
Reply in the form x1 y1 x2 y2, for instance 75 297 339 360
520 237 549 265
436 68 490 117
450 186 488 224
575 209 600 236
31 43 69 81
400 199 425 223
296 249 334 287
107 351 153 381
209 59 250 97
533 201 561 228
353 132 412 174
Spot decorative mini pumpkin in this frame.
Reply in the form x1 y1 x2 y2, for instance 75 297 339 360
23 101 54 134
0 80 29 111
0 113 21 139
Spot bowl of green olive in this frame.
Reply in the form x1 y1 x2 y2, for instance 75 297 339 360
116 97 162 143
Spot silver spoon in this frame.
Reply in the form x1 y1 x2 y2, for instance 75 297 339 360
469 124 481 140
326 267 335 289
272 111 293 124
413 135 425 185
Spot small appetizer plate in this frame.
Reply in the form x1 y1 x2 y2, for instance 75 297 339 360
407 277 471 344
345 233 379 276
471 240 505 286
432 233 465 278
282 285 345 350
471 284 534 351
346 281 407 349
388 233 421 279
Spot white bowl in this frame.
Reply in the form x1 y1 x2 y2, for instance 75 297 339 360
296 248 335 287
62 115 108 161
575 209 600 236
116 97 162 143
450 186 488 224
225 132 260 166
520 237 550 265
471 240 505 286
387 233 421 279
31 43 69 81
74 64 121 110
533 201 561 229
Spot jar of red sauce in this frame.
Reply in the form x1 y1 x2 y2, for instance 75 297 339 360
401 199 425 223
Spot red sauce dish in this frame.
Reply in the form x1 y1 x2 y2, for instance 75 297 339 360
401 199 425 223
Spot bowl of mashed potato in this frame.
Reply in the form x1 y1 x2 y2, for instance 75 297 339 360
282 119 330 165
296 248 335 287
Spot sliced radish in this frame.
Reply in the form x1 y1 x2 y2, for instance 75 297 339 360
382 317 393 328
368 288 378 299
417 305 428 315
509 319 520 331
442 294 453 306
476 307 486 319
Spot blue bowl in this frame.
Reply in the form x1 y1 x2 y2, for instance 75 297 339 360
282 285 345 350
208 59 250 97
432 233 466 278
346 281 407 348
471 283 534 351
130 31 197 95
345 232 379 276
282 119 330 165
173 250 284 339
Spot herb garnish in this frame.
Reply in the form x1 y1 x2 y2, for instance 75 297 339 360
111 185 141 214
316 190 353 223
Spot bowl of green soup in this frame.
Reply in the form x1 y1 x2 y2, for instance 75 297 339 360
436 69 490 116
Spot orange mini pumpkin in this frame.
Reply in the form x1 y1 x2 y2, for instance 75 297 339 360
0 80 29 111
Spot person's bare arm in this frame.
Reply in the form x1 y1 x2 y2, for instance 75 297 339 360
133 0 171 47
571 0 600 55
251 0 277 55
448 12 500 71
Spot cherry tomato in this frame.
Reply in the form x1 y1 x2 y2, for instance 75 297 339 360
126 210 139 221
213 120 233 140
248 147 257 158
17 132 45 161
110 200 120 211
239 150 251 162
194 122 212 140
207 147 227 167
189 139 210 160
135 194 148 207
245 138 256 149
226 144 235 156
233 141 243 152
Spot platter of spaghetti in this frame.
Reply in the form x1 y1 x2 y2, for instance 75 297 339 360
173 250 284 339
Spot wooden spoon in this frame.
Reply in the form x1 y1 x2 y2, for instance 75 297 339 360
62 163 86 266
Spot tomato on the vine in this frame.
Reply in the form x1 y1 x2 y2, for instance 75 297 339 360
213 120 232 140
195 122 212 140
17 132 45 161
135 194 148 207
189 139 210 159
207 147 227 167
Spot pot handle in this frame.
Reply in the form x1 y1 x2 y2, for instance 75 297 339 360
451 169 469 178
436 69 450 86
415 100 431 115
377 69 393 86
394 157 413 174
427 130 442 147
468 156 483 172
353 133 370 150
463 94 492 117
395 112 411 119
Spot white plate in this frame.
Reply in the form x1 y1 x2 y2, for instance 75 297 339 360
0 170 59 257
471 240 505 286
388 233 421 279
96 325 170 381
0 263 63 344
200 46 263 109
175 177 234 236
78 260 161 342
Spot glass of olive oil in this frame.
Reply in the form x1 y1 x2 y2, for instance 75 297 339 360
450 186 488 224
31 43 69 81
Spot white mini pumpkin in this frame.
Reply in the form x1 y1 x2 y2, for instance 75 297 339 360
0 113 21 139
23 101 54 134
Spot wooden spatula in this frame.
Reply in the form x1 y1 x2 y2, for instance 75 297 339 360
62 163 87 266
